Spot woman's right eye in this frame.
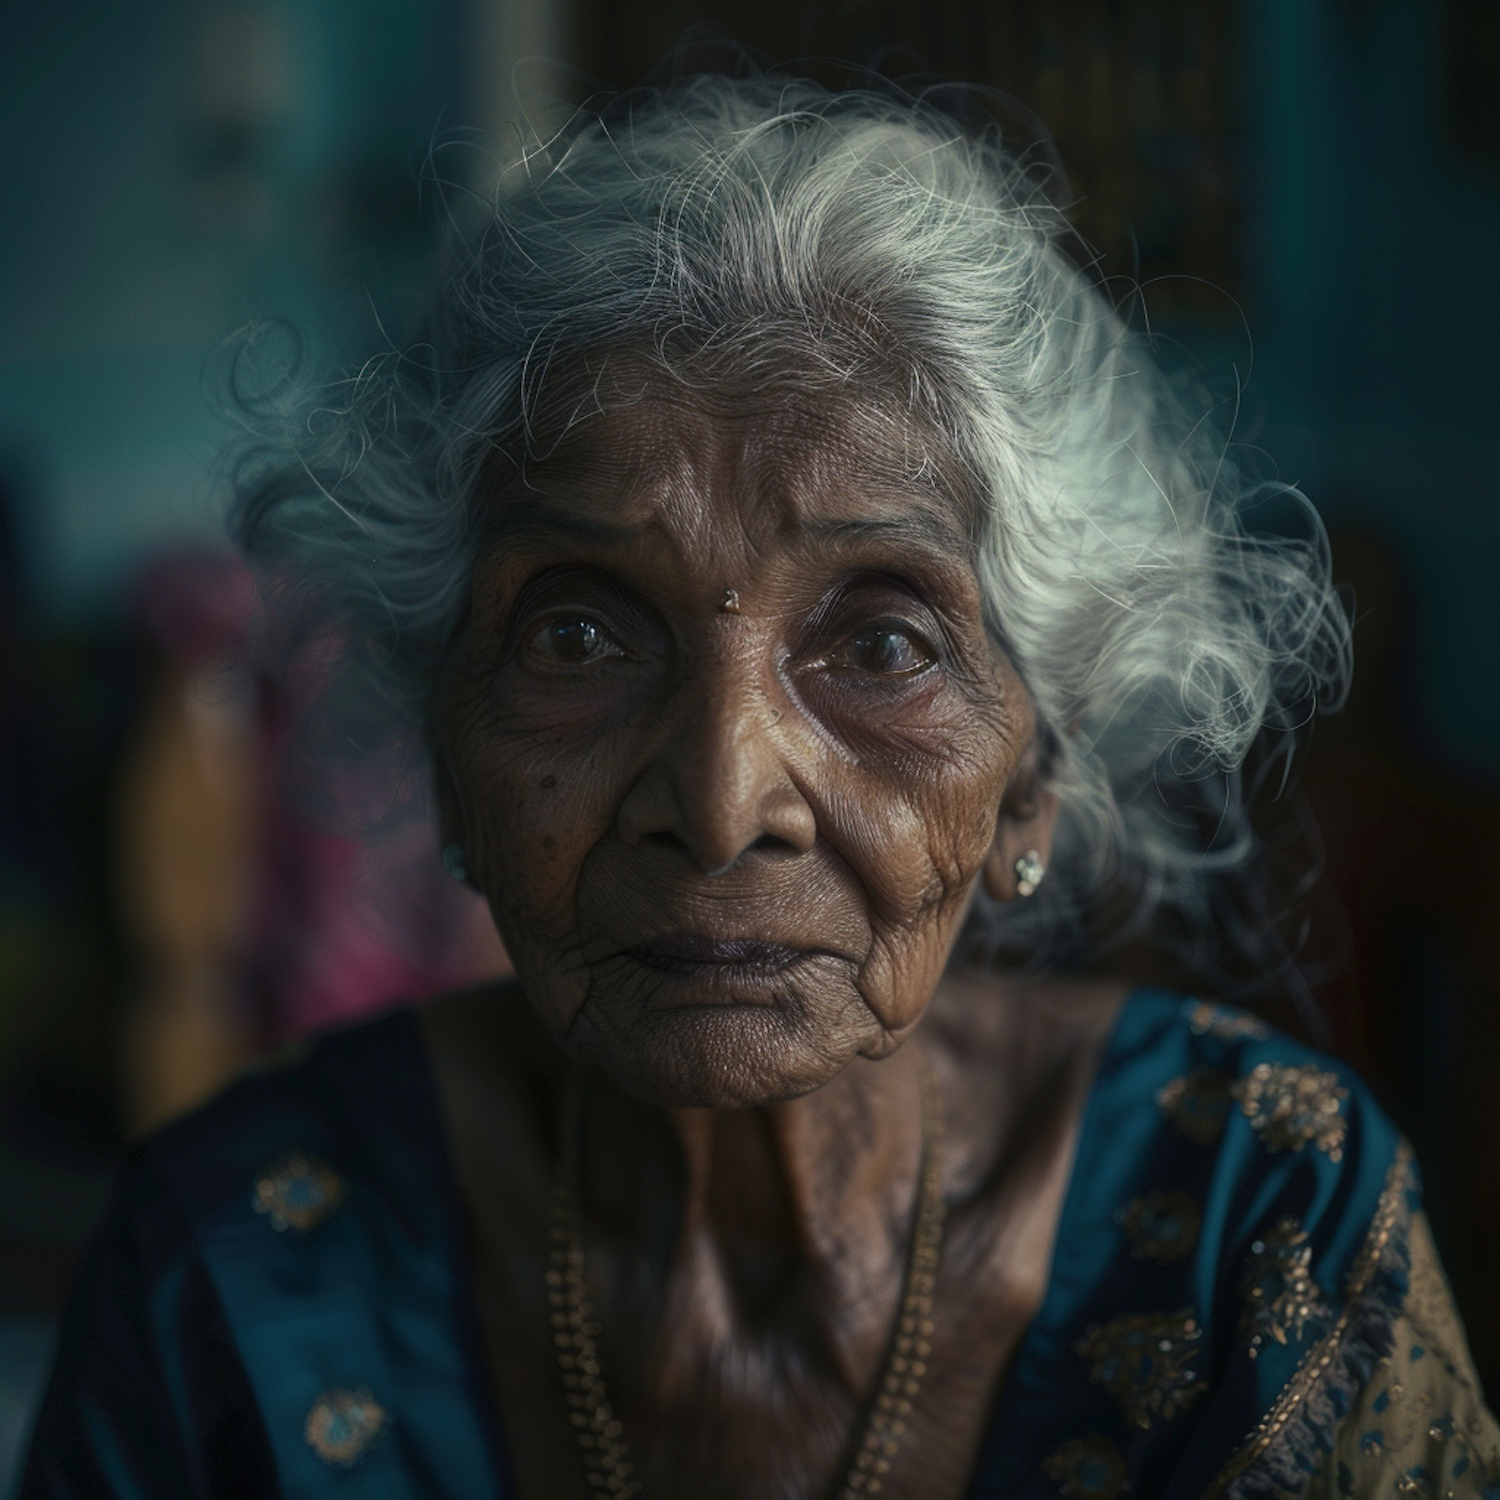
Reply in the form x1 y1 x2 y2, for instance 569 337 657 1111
524 615 623 666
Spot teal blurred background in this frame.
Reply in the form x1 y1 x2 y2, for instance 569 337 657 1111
2 0 1497 1484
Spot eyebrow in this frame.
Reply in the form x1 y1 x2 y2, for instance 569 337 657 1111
802 513 971 556
482 506 971 560
480 508 638 551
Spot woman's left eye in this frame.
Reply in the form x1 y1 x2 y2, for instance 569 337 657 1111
833 624 935 677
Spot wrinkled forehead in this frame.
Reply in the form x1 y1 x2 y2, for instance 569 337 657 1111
481 356 983 557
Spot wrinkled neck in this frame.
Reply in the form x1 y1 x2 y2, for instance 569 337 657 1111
582 1039 932 1396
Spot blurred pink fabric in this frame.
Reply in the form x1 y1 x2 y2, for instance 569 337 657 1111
134 548 508 1048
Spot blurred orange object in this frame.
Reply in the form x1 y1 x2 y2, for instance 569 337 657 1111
117 550 508 1134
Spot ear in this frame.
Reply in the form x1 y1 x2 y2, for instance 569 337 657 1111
431 735 480 892
981 736 1061 902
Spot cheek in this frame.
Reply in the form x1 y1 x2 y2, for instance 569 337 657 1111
443 679 624 1015
829 714 1019 1032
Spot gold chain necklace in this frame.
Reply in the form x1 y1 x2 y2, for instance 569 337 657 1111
546 1063 947 1499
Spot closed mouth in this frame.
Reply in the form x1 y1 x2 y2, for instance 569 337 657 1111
627 934 808 977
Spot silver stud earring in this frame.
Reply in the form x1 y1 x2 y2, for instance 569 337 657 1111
1014 850 1045 898
441 842 469 885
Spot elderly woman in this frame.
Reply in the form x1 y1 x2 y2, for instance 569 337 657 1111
24 71 1500 1500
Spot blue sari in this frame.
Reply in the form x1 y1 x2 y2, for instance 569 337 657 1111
21 990 1500 1498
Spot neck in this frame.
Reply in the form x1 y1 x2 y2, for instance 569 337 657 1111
423 971 1128 1500
583 1034 932 1400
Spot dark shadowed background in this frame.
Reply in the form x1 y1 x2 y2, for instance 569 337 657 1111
2 0 1497 1484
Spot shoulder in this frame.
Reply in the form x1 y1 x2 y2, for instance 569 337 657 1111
52 1002 440 1344
21 1006 502 1497
1108 988 1408 1319
1100 988 1396 1165
142 1004 442 1241
1082 990 1404 1283
984 990 1426 1500
1065 989 1406 1326
1111 994 1499 1498
20 1136 277 1498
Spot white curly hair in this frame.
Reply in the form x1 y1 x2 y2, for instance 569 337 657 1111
231 69 1350 972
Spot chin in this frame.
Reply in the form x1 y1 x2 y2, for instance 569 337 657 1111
567 1001 867 1110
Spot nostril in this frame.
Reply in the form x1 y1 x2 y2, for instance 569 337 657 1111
749 832 797 854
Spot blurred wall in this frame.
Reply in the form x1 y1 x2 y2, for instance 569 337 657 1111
1 0 476 620
1243 0 1500 781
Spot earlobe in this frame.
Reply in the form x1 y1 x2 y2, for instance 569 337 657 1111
981 744 1061 902
432 748 479 893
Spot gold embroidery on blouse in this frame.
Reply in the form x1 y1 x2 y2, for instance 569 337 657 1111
304 1387 389 1467
1290 1210 1500 1499
253 1151 347 1233
1155 1068 1233 1144
1232 1062 1350 1161
1041 1434 1129 1499
1116 1190 1202 1264
1238 1217 1331 1359
1184 1001 1272 1044
1074 1308 1208 1429
1201 1142 1415 1498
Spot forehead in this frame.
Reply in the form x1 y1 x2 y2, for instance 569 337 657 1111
486 379 979 561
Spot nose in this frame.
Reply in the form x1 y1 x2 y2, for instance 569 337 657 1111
616 659 817 874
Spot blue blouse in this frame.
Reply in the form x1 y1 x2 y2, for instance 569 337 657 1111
20 990 1453 1499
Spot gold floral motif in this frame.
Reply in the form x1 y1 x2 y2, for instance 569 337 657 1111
253 1151 347 1233
1116 1190 1202 1264
1041 1434 1129 1499
1232 1063 1349 1161
1238 1217 1331 1358
1155 1068 1233 1144
1074 1308 1208 1429
304 1387 389 1467
1201 1144 1416 1497
1183 1001 1271 1044
1392 1465 1436 1497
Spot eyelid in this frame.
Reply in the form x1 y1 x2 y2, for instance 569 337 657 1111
798 567 912 627
806 574 951 662
502 566 655 657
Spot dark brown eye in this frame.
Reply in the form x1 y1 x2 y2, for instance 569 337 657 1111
527 616 622 665
837 625 933 676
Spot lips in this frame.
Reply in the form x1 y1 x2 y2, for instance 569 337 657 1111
627 934 808 976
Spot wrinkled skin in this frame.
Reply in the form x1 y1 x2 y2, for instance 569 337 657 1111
428 376 1123 1499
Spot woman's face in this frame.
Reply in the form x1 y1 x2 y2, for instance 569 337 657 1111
441 381 1048 1108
